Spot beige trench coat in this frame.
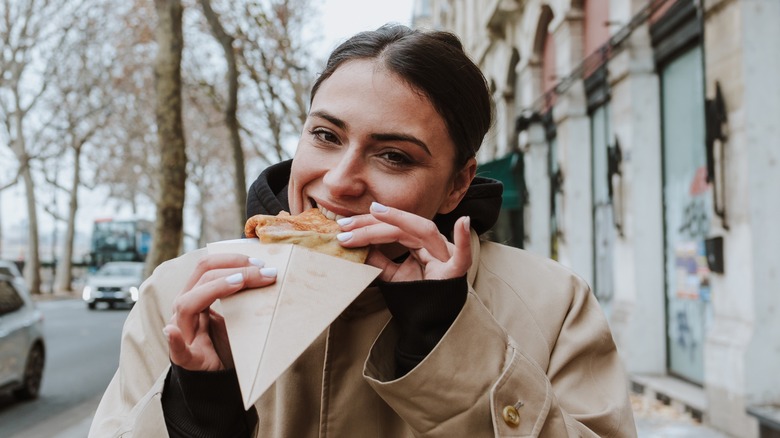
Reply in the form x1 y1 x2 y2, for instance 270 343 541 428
89 231 637 437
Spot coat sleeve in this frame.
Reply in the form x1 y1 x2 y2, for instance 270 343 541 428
88 250 252 438
363 280 637 437
87 270 173 438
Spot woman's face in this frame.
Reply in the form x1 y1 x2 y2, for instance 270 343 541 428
288 60 475 220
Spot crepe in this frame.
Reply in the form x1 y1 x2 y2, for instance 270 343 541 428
244 208 369 263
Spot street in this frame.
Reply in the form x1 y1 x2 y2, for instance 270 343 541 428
0 297 730 438
0 298 128 438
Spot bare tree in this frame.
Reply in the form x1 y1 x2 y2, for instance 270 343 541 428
145 0 187 276
39 3 115 292
91 0 160 212
186 130 237 246
181 68 238 246
235 0 314 163
0 0 73 293
198 0 246 229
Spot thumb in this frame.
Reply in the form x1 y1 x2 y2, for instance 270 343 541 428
365 247 400 282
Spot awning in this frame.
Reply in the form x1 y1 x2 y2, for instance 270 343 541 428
477 152 524 209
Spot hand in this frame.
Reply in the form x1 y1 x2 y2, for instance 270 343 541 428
336 202 472 282
163 254 277 371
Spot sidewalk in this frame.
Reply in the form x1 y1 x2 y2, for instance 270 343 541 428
30 290 80 302
632 394 730 437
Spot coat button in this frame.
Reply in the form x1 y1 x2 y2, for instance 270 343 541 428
502 405 520 427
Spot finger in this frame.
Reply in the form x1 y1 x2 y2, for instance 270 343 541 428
368 202 451 261
208 310 234 369
450 216 472 274
364 248 401 281
164 324 193 367
194 264 271 288
340 223 450 262
183 254 266 291
183 266 278 314
174 267 277 341
338 204 450 262
336 214 381 231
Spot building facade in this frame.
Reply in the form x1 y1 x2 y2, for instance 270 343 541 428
413 0 780 436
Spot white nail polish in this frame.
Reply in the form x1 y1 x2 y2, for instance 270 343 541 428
337 217 353 226
248 257 265 268
260 267 277 277
371 202 388 213
226 273 244 284
337 231 353 242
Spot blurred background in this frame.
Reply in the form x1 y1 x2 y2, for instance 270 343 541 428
1 0 777 437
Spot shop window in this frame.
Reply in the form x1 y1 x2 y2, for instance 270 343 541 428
652 0 710 385
586 67 615 305
478 152 525 249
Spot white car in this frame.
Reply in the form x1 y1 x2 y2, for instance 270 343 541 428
0 268 46 400
82 261 145 310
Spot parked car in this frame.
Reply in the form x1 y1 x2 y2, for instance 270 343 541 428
82 261 145 310
0 260 25 289
0 272 46 401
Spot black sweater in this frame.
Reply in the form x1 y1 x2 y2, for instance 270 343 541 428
162 160 502 438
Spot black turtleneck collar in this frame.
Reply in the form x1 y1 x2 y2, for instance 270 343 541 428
245 159 504 238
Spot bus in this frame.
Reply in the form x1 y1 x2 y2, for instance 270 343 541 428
89 218 153 269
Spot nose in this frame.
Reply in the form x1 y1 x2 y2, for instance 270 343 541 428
322 150 366 198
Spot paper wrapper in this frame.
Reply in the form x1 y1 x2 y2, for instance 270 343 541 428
207 239 381 410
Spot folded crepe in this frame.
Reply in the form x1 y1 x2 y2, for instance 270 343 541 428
244 208 369 263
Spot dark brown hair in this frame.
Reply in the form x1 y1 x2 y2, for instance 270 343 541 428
311 24 492 167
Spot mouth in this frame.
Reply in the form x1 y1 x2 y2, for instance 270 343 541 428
309 198 349 221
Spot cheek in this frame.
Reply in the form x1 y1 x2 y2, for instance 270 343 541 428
291 145 322 183
372 173 451 219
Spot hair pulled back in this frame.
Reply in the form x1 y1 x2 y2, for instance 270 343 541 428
311 24 492 167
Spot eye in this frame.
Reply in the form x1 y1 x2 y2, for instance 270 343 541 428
309 128 339 144
379 150 414 167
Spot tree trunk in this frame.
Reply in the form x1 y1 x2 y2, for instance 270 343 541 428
21 164 42 295
55 145 80 292
197 188 208 248
199 0 246 226
10 101 42 294
146 0 187 278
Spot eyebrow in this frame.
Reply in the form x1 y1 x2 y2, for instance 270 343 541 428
370 133 431 156
309 110 432 156
310 110 347 131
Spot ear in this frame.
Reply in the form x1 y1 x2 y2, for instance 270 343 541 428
438 158 477 214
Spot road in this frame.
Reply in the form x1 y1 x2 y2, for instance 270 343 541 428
0 298 730 438
0 299 129 438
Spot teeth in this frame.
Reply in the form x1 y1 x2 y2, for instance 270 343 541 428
318 206 346 222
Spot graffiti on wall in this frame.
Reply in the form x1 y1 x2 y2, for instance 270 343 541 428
670 166 712 359
674 166 712 301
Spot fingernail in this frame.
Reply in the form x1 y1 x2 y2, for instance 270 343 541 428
337 217 353 226
260 267 277 277
336 231 353 242
162 327 170 338
248 257 265 268
226 273 244 284
463 216 471 231
371 202 388 213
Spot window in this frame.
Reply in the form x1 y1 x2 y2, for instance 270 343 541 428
0 280 24 316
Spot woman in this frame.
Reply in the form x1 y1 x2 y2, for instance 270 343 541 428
90 24 636 437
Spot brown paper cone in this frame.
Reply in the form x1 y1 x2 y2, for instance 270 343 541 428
207 239 381 409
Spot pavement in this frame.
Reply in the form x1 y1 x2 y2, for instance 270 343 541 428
6 396 100 438
633 394 731 437
30 290 81 302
